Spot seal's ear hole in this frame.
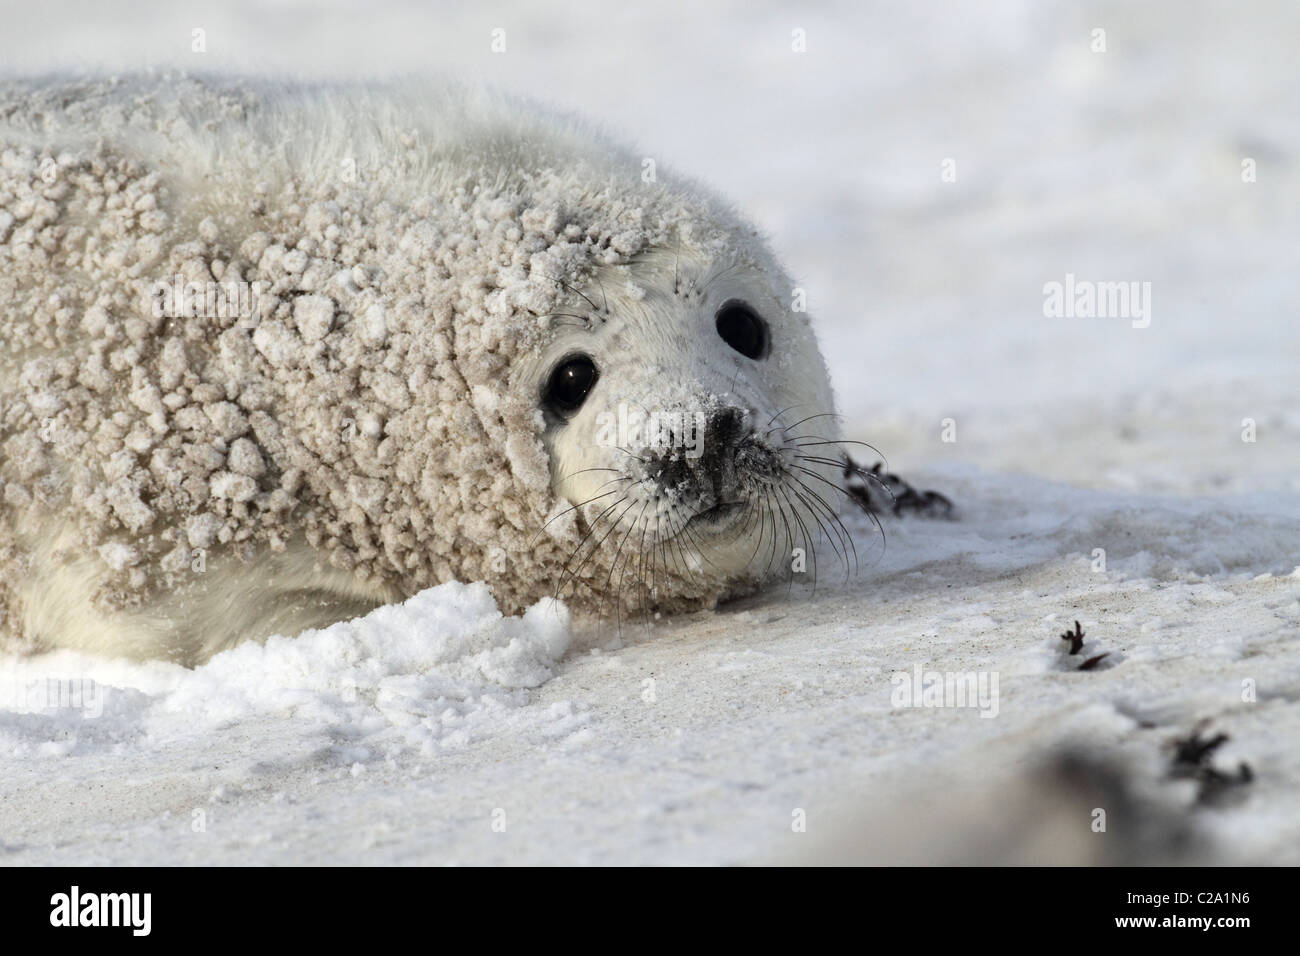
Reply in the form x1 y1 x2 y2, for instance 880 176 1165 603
715 301 769 360
543 354 600 417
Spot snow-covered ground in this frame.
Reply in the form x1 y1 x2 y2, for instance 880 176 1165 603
2 0 1297 864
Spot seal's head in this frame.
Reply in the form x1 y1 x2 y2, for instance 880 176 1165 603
518 246 842 617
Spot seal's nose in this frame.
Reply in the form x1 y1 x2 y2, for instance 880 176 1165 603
704 406 746 453
641 405 761 506
697 406 748 484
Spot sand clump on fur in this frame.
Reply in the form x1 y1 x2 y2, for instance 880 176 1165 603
0 75 761 639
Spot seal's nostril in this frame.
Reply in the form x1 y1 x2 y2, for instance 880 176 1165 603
704 406 746 452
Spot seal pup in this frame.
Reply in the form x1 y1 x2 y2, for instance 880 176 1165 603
0 74 848 663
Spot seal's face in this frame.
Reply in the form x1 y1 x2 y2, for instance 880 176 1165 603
521 250 843 615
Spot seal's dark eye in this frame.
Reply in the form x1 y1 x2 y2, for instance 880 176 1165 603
715 302 769 360
544 354 599 415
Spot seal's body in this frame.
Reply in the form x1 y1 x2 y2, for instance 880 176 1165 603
0 75 841 663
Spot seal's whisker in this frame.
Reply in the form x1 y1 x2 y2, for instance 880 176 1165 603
659 510 683 589
786 475 858 577
758 487 785 580
758 490 783 581
805 467 886 559
743 488 774 571
570 496 640 598
699 258 745 295
767 411 842 437
679 522 727 576
530 485 628 550
666 520 693 584
613 446 647 464
775 482 819 594
553 508 610 604
790 469 864 561
554 466 626 485
738 488 769 544
610 501 653 639
787 460 872 509
639 513 662 626
781 478 845 583
787 436 888 459
776 493 797 581
774 489 796 581
555 495 633 602
791 454 894 501
621 501 653 627
547 274 603 317
728 359 744 394
598 500 648 627
764 403 806 430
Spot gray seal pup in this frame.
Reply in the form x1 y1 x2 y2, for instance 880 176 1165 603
0 74 845 663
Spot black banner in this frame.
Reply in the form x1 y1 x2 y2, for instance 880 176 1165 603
1 866 1283 941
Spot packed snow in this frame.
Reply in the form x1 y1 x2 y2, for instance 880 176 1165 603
1 0 1296 864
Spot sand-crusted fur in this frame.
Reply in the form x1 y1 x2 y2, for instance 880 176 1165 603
0 74 810 660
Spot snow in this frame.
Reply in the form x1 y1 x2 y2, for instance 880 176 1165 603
1 0 1297 863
